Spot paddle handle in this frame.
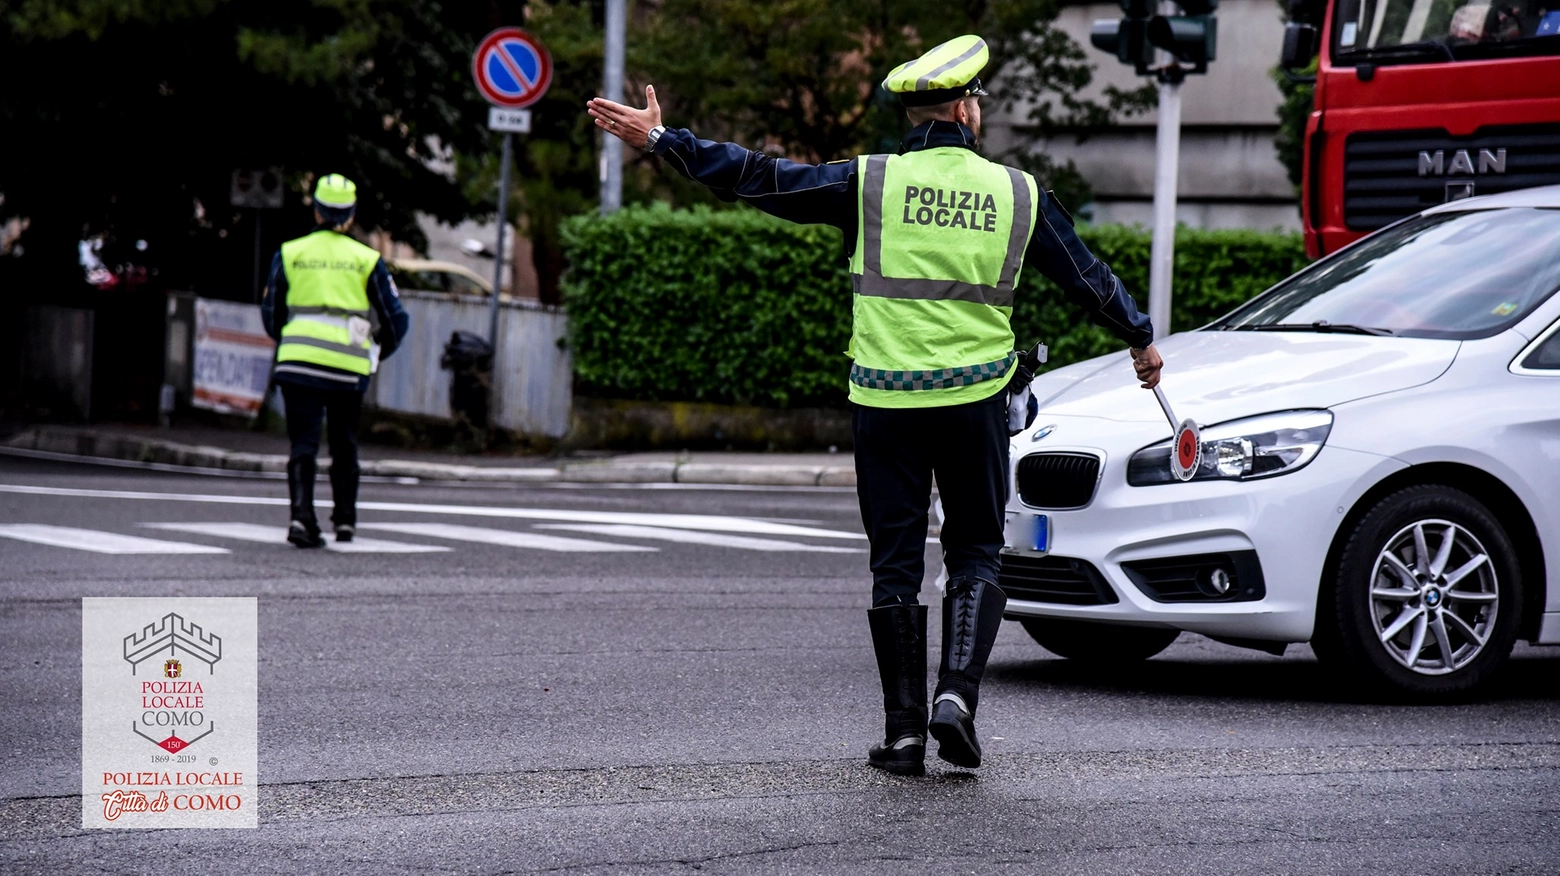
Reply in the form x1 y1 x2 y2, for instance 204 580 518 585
1152 385 1179 431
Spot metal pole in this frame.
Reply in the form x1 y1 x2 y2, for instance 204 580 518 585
1148 76 1180 343
600 0 626 213
488 132 513 347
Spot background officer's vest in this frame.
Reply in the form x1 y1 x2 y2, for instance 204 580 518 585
277 230 379 376
848 149 1037 408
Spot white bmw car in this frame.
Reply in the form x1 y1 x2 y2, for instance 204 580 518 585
1000 186 1560 697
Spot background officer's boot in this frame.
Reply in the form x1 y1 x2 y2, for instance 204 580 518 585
286 458 325 549
929 577 1007 768
866 602 928 776
329 463 359 542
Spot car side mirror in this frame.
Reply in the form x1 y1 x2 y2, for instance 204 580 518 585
1280 22 1318 70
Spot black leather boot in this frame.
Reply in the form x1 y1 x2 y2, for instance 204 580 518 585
929 577 1007 768
286 458 325 549
866 603 928 776
329 462 359 542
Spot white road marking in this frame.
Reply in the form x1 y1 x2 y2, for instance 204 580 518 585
0 483 865 539
360 522 655 553
536 523 862 553
142 522 449 553
0 524 230 555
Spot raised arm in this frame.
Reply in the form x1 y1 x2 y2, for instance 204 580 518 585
587 86 855 231
1028 189 1163 387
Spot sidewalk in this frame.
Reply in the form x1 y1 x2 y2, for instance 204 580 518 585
0 424 858 487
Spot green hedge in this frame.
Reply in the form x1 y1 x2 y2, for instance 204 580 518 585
561 204 1307 408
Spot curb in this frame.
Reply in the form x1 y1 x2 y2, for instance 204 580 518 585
2 427 857 488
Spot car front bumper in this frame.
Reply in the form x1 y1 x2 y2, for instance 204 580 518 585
1000 438 1404 643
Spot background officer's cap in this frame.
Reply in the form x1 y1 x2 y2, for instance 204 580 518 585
881 35 990 108
313 173 358 209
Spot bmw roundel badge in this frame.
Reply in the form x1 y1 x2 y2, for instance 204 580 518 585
1032 424 1057 442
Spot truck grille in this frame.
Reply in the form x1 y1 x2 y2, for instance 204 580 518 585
997 554 1118 605
1342 124 1560 232
1015 452 1100 510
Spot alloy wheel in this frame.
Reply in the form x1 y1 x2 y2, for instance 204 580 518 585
1369 518 1499 676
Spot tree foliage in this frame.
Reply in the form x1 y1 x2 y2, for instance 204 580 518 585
0 0 520 295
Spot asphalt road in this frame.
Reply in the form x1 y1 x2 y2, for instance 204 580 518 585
2 455 1558 875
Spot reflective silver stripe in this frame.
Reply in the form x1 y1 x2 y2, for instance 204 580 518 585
288 313 353 333
290 304 370 317
278 335 371 359
861 154 889 279
274 363 363 384
856 155 1029 309
851 274 1013 308
996 167 1034 294
916 41 985 91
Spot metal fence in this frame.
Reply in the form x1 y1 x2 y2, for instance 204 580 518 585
367 291 572 439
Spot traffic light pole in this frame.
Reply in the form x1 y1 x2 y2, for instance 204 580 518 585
1148 67 1182 343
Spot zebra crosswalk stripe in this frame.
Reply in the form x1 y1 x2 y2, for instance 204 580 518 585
141 522 449 553
0 524 231 555
535 523 862 553
360 522 656 553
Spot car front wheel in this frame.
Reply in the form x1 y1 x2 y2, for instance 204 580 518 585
1316 485 1522 698
1019 618 1180 663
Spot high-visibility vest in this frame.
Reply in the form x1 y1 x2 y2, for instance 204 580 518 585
277 230 380 376
847 148 1037 408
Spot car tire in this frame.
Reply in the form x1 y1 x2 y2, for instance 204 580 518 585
1316 485 1522 699
1019 618 1180 663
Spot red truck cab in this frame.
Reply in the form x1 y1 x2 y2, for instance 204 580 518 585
1290 0 1560 257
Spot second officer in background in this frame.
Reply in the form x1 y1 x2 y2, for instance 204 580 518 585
261 174 410 548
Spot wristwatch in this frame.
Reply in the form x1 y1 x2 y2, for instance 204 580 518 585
644 124 666 152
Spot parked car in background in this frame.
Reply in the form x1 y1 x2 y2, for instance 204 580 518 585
1000 185 1560 698
386 259 493 297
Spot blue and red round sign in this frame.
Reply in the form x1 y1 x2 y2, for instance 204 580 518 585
473 28 552 108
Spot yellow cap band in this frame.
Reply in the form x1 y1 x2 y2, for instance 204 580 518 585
314 173 357 209
882 34 989 95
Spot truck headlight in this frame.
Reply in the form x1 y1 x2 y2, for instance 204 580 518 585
1127 410 1333 486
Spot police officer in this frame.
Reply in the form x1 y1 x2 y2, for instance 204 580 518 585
588 35 1163 774
261 174 410 548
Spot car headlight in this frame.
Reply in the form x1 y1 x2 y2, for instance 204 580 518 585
1127 410 1333 486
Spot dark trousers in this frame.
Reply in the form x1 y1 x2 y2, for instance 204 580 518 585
280 383 363 525
853 391 1009 607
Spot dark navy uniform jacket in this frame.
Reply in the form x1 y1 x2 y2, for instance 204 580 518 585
651 119 1155 350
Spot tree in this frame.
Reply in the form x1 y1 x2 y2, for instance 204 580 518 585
0 0 522 297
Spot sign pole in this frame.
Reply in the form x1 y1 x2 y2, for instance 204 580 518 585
488 131 514 348
1148 73 1180 343
601 0 626 214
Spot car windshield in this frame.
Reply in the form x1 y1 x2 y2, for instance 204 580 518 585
1333 0 1560 62
1214 208 1560 339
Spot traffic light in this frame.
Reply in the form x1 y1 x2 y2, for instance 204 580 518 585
1091 0 1156 74
1147 0 1218 73
1089 0 1218 77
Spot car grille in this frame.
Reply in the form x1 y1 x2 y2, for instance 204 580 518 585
1342 124 1560 231
1015 452 1101 510
997 554 1117 605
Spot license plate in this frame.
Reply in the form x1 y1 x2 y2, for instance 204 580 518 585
1005 512 1049 554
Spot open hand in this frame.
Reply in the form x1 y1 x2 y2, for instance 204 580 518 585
1131 344 1163 389
587 85 662 149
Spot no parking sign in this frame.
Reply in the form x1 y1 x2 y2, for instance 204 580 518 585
472 28 552 108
